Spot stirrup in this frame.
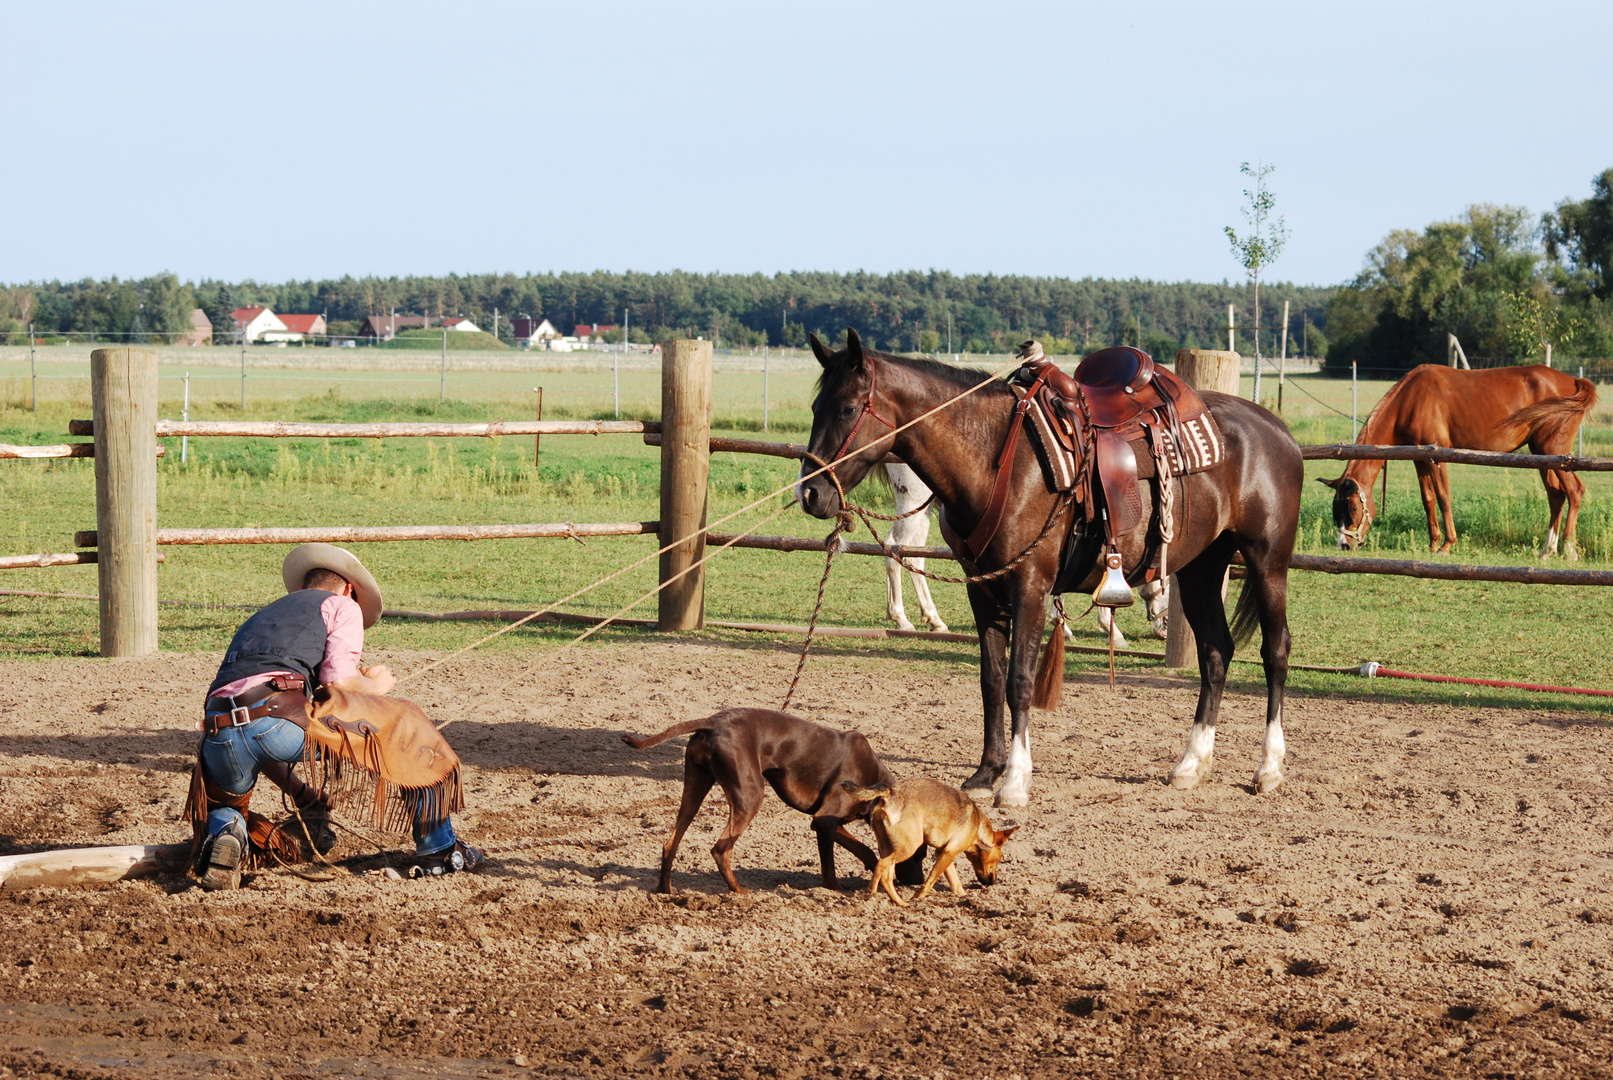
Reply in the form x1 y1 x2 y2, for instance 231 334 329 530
1092 550 1135 609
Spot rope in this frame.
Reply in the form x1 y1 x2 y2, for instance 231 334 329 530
780 514 853 712
394 357 1023 688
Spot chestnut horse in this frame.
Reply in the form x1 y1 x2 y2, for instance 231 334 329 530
797 331 1303 808
1321 365 1596 558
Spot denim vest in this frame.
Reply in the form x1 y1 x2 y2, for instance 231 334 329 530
207 589 335 698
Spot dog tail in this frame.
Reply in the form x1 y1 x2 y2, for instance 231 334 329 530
620 717 710 750
840 780 894 803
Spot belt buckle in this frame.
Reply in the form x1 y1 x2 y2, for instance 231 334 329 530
230 704 252 726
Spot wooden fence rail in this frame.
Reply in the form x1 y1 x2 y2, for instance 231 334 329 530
69 419 658 439
1301 443 1613 471
0 552 165 570
74 522 658 547
2 443 163 459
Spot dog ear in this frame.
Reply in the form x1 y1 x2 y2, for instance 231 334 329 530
809 332 834 367
994 824 1020 843
1316 476 1341 489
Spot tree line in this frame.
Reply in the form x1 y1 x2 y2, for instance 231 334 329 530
1325 167 1613 374
0 271 1334 359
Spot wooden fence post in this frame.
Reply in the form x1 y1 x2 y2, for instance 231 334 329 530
658 339 713 631
91 347 159 657
1165 350 1240 669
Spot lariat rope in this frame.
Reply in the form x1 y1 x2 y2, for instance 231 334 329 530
393 357 1024 691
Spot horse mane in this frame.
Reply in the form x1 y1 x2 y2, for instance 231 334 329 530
814 348 1006 397
1357 369 1416 444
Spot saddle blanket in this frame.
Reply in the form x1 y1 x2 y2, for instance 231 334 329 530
1150 413 1226 477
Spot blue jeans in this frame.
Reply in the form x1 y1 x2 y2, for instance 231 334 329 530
201 712 458 855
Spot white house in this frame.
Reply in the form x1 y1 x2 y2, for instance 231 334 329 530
443 317 483 333
512 316 559 346
231 307 288 344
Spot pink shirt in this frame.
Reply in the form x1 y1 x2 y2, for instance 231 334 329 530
210 593 365 701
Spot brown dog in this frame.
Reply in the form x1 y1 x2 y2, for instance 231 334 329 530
844 778 1019 905
622 708 901 893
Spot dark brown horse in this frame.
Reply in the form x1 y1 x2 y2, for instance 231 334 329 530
1321 364 1596 558
797 331 1303 807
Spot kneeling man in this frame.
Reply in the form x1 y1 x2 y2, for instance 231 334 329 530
188 543 481 889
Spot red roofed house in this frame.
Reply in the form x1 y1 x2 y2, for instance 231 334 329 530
574 323 616 343
358 314 433 340
231 307 287 344
267 313 327 342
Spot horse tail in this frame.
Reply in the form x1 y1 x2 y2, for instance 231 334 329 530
1229 575 1262 647
1497 378 1598 450
1030 617 1066 710
620 717 710 750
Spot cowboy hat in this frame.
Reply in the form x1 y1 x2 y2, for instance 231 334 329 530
281 543 383 628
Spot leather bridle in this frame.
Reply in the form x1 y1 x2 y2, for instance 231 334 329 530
824 355 899 487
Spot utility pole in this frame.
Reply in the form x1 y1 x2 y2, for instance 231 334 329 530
763 341 770 431
493 308 498 342
240 323 246 411
29 323 36 412
439 328 447 402
1579 367 1586 457
1351 361 1359 440
1278 299 1289 414
182 372 190 464
1227 304 1235 353
947 311 953 358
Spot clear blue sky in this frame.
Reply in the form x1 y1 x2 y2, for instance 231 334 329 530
7 1 1609 286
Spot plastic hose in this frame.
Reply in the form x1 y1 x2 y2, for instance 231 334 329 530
1358 661 1613 697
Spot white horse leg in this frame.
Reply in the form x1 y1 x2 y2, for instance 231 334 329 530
887 463 947 632
1540 527 1560 560
1095 605 1129 649
884 554 915 631
996 728 1033 808
1253 712 1286 795
907 560 948 632
1141 579 1169 640
1169 721 1217 790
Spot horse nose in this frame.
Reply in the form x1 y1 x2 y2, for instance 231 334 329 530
799 484 819 513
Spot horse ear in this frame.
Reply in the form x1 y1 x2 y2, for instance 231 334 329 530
845 328 866 370
808 333 834 367
1316 477 1341 489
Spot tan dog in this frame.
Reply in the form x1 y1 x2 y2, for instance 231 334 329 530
843 778 1018 905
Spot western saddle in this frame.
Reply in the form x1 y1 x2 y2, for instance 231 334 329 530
962 342 1210 607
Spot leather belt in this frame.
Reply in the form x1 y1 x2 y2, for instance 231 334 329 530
202 680 307 734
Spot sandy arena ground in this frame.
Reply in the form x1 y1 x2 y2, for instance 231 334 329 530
1 639 1611 1079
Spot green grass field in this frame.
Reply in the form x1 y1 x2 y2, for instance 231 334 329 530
3 345 1611 713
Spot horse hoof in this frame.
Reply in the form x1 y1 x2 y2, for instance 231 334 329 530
928 621 949 634
962 767 1002 794
1168 771 1200 790
1254 772 1284 795
894 619 916 632
995 787 1029 809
